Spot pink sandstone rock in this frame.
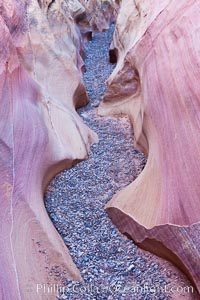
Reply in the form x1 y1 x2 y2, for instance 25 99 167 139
79 0 119 32
0 0 98 299
98 0 200 294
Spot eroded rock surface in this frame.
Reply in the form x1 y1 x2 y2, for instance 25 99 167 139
0 0 113 299
46 25 198 300
98 0 200 294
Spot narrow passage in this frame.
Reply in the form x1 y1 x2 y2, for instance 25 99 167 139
45 25 194 300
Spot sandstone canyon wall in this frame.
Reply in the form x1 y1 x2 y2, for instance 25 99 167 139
99 0 200 293
0 0 116 299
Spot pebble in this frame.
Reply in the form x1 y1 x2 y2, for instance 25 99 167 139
127 265 135 272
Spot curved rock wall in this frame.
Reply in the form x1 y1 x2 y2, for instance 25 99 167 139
0 0 118 299
98 0 200 294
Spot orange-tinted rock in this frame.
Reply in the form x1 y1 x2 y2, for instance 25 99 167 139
99 0 200 293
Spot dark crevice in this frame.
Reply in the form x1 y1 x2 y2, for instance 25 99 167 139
109 48 118 64
47 0 56 12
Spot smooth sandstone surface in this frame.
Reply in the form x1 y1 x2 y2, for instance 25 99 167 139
0 0 113 299
99 0 200 293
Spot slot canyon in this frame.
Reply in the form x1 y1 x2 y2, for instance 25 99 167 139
0 0 200 299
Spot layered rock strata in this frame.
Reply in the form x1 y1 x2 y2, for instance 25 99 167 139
99 0 200 293
0 0 115 298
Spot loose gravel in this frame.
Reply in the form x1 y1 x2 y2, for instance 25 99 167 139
45 25 197 300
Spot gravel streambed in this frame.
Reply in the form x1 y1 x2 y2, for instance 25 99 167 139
45 25 198 300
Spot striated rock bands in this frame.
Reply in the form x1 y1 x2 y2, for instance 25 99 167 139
0 0 116 299
98 0 200 294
